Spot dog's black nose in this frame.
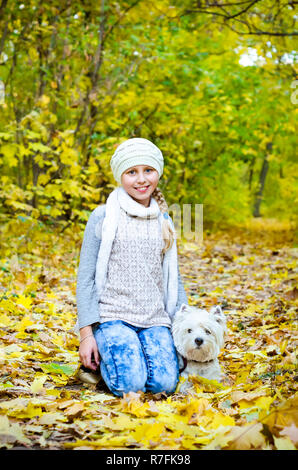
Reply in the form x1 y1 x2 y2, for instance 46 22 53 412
195 337 204 347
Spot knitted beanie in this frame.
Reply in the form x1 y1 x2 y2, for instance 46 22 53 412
110 138 164 183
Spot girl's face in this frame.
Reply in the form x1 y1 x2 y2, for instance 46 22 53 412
121 165 159 207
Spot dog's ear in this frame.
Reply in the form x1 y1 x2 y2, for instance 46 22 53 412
210 305 226 324
178 303 189 313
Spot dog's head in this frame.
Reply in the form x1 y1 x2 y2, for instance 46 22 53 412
172 304 227 362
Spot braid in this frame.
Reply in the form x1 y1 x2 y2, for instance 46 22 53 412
152 187 175 254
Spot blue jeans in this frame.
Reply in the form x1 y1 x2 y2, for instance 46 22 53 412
93 320 179 397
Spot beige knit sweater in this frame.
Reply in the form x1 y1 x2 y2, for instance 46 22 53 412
99 207 171 328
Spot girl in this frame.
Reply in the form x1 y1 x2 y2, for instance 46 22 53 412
76 137 188 397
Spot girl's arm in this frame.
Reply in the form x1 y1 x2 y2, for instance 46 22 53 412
76 206 105 370
76 206 105 330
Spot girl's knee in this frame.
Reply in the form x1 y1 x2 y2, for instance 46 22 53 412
111 378 147 397
148 369 179 394
101 360 146 397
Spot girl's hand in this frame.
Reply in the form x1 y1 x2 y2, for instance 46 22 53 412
79 335 100 371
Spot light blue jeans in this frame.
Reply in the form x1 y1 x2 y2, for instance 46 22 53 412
93 320 179 397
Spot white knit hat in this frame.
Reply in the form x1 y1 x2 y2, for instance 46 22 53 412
110 138 164 183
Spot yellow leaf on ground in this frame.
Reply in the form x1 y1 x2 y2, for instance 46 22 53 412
231 390 266 403
104 414 140 431
30 375 47 394
39 412 67 425
64 434 134 449
208 412 235 429
131 422 165 445
227 422 266 450
273 436 296 450
280 423 298 445
195 409 235 429
0 400 44 419
16 295 33 310
0 415 31 448
0 314 11 326
16 315 34 333
175 397 210 421
64 402 85 418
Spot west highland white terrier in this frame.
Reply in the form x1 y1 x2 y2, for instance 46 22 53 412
172 303 227 392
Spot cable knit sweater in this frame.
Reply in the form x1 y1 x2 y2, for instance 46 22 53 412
76 205 188 330
99 206 171 327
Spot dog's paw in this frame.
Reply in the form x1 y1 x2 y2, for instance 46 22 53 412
177 379 193 394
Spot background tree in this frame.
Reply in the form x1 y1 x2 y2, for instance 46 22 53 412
0 0 296 232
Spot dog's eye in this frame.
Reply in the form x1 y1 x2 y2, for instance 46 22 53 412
187 328 192 334
205 329 211 335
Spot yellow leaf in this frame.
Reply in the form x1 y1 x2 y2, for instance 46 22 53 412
131 422 165 445
231 390 266 403
118 392 154 418
45 389 61 398
39 412 67 425
274 436 296 450
254 396 274 411
103 414 137 431
0 313 11 327
279 340 288 354
0 298 15 313
0 400 44 419
30 375 47 394
47 375 68 385
16 295 33 310
0 415 31 447
238 396 272 411
279 423 298 445
209 412 235 429
0 344 22 360
0 144 17 167
227 423 266 450
64 402 85 418
38 174 50 185
202 426 235 450
175 397 210 421
261 396 298 430
15 315 34 337
64 434 133 449
37 94 50 107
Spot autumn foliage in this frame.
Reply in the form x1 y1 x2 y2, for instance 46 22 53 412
0 217 297 450
0 0 297 451
0 1 297 230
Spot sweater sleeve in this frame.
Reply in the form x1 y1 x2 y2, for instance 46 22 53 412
76 206 105 329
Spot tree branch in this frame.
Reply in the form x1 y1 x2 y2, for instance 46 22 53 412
178 0 297 37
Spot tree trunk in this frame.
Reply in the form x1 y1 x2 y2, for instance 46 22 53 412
253 143 272 217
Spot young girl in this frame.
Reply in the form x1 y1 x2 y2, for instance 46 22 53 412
76 137 188 397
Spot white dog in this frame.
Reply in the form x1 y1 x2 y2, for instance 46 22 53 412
172 303 227 392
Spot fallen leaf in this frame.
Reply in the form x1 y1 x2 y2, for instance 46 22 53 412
227 422 266 450
0 415 31 448
30 375 47 394
279 423 298 445
273 436 296 450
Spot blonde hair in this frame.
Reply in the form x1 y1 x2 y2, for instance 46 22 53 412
152 187 175 254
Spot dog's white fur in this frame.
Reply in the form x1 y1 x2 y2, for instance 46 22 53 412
172 303 227 392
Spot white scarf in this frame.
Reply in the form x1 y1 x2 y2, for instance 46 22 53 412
95 187 178 320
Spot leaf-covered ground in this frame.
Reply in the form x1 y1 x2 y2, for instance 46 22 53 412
0 217 297 450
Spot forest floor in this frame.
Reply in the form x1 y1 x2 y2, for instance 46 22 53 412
0 217 297 450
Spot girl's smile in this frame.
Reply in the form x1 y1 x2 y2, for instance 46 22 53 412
135 185 149 192
121 165 159 207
